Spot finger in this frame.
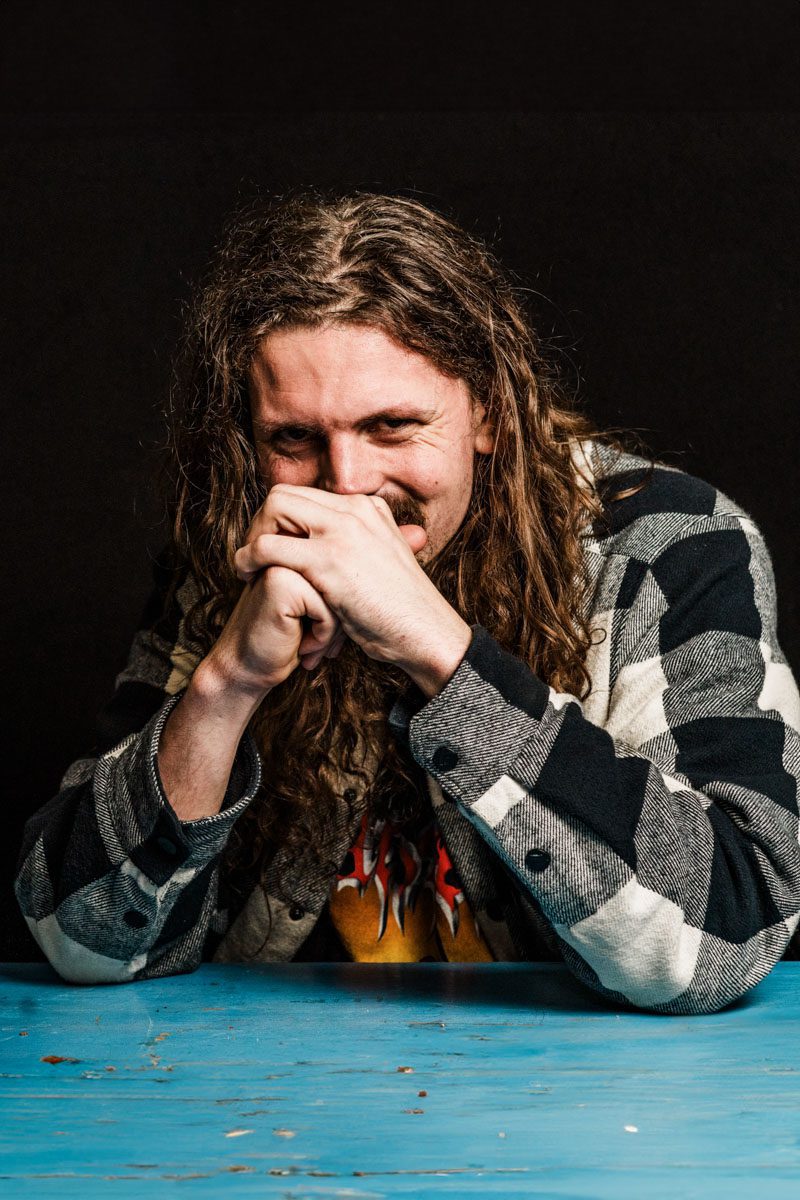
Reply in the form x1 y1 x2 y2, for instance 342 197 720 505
299 615 344 667
302 625 348 670
298 613 341 656
237 531 321 582
290 579 340 654
245 484 403 550
366 495 428 554
268 483 371 514
322 628 348 658
397 524 428 554
266 565 340 653
300 649 326 671
243 490 343 547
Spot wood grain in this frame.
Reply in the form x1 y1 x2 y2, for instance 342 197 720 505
1 961 799 1197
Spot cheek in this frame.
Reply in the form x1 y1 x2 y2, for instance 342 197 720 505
395 444 470 502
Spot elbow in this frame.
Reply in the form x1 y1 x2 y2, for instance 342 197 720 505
23 912 147 985
559 910 789 1017
614 931 791 1017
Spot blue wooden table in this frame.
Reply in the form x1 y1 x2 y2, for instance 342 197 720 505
1 962 800 1198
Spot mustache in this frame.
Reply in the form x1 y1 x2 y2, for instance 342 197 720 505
380 492 427 531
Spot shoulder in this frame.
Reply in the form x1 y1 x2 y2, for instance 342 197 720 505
577 442 784 658
585 441 760 565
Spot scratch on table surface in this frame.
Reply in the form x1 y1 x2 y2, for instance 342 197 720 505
17 1166 530 1185
159 1173 211 1181
352 1167 531 1177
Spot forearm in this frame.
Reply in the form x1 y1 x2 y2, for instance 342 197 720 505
158 660 269 821
17 687 263 984
394 624 800 1013
14 556 269 983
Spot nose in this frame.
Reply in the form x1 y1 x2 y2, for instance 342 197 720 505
319 434 383 496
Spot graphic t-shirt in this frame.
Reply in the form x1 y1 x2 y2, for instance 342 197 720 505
324 811 495 962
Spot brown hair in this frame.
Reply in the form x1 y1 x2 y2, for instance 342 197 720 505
165 190 626 904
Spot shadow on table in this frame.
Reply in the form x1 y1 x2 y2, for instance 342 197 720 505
227 962 768 1020
0 960 614 1013
312 961 614 1013
0 962 73 988
0 960 761 1018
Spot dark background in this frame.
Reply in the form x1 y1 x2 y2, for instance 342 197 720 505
2 5 799 959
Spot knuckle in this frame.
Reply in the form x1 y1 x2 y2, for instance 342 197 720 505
357 495 382 523
261 564 288 588
340 509 362 532
266 564 293 588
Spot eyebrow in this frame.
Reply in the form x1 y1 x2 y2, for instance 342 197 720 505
252 407 438 437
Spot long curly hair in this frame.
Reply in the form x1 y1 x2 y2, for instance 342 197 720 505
164 190 627 905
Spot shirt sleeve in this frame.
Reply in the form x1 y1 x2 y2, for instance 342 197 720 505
394 511 800 1013
14 554 262 985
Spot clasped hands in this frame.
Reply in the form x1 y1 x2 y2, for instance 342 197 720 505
215 484 472 700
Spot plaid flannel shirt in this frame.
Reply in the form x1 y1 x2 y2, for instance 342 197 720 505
15 442 800 1012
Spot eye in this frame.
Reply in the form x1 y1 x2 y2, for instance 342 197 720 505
376 418 415 432
274 427 314 445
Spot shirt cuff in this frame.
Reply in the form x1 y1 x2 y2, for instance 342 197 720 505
392 625 553 807
98 692 262 886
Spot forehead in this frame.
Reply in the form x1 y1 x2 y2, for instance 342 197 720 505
248 323 470 426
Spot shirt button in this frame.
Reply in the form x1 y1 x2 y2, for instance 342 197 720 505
124 909 148 929
288 904 306 921
156 836 178 856
525 849 551 873
431 746 459 772
343 788 358 803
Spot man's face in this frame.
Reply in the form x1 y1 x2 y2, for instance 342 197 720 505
248 323 494 562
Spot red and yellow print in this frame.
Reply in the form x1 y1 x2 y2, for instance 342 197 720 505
329 812 494 962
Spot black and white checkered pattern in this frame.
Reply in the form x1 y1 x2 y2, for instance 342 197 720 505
15 442 800 1011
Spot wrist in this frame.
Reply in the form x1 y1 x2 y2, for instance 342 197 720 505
399 617 473 700
190 655 270 726
159 661 265 823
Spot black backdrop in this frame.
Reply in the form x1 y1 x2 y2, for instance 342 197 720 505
2 14 799 962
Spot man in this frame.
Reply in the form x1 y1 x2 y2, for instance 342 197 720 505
15 192 800 1012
